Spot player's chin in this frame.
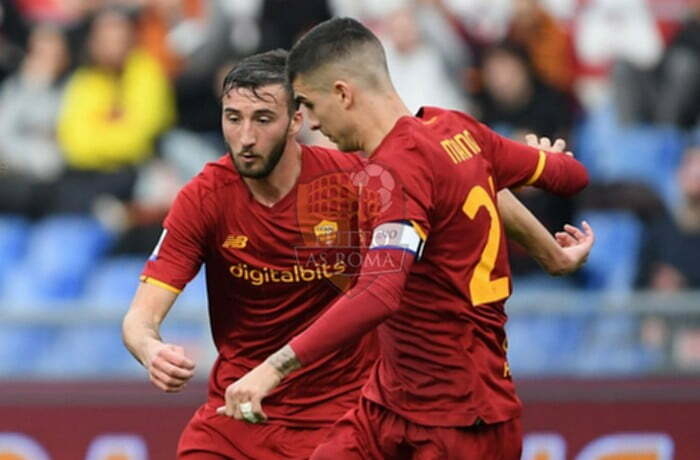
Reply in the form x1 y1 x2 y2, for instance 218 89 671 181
335 140 358 153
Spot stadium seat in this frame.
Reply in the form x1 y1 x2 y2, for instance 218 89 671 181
0 326 57 376
576 211 643 292
0 215 31 297
574 106 685 206
507 314 563 375
33 325 138 378
512 274 576 292
83 256 147 310
7 215 114 303
84 258 207 314
574 312 652 375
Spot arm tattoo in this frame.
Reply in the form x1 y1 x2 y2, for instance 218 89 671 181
265 344 302 378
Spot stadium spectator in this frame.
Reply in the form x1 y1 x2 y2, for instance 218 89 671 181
477 43 572 140
0 0 30 82
139 0 228 182
653 2 700 129
637 145 700 290
608 0 700 128
378 4 470 113
0 24 69 218
56 7 175 214
259 0 333 51
575 0 663 114
332 0 472 114
507 0 575 94
137 0 206 78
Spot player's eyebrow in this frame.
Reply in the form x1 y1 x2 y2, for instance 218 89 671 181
222 108 276 117
253 109 276 117
295 95 310 106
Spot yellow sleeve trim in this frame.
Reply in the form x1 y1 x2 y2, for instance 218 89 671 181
140 275 182 294
410 220 427 241
525 150 547 186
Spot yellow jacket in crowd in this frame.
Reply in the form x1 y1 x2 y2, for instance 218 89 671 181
58 49 175 171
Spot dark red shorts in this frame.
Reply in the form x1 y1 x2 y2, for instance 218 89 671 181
178 403 332 459
311 397 523 460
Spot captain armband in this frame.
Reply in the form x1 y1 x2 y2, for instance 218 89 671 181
369 220 426 260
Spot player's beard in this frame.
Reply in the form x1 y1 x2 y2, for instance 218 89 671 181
229 130 288 179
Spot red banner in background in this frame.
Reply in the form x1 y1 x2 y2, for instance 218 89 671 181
1 379 699 460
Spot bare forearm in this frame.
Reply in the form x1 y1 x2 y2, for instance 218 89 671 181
498 189 568 275
122 309 164 366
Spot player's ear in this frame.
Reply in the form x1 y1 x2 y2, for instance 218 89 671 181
288 108 303 138
333 80 353 109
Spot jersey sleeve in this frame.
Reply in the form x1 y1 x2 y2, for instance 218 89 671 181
140 181 211 293
290 248 412 365
475 122 589 196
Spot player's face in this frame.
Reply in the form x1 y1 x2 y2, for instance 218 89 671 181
222 84 297 179
293 76 358 152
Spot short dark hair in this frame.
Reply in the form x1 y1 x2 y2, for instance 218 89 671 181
287 17 387 84
222 49 296 115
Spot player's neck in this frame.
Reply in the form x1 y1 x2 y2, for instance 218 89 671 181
244 141 302 207
360 92 412 155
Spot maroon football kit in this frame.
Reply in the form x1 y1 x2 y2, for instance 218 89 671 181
287 107 588 459
141 146 378 459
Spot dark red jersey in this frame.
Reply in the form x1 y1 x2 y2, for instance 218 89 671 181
142 145 378 428
363 107 588 426
291 106 588 428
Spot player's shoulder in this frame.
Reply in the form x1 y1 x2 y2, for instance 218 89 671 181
179 154 240 201
301 144 366 172
415 106 483 135
398 107 487 159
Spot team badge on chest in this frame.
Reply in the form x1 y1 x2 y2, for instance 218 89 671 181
314 219 338 246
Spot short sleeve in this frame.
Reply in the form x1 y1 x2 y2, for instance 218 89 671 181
141 182 211 292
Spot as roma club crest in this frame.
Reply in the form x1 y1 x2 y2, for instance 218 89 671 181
314 219 339 246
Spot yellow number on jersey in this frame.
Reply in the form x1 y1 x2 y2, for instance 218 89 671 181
462 184 510 306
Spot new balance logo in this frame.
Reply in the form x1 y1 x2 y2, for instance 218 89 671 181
222 235 248 249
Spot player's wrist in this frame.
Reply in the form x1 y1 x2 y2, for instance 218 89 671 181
141 338 165 368
264 344 301 379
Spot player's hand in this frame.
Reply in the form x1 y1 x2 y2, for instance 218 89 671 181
525 134 574 157
552 221 595 276
144 341 196 393
216 362 283 423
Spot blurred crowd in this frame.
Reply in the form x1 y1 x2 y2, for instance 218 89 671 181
0 0 699 293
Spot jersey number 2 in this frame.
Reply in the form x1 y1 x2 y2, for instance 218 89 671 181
462 184 510 306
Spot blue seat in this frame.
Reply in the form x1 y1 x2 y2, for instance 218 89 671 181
13 215 114 302
0 215 31 296
512 274 575 293
83 256 147 310
506 314 555 375
34 325 137 378
574 107 684 205
0 326 57 376
573 311 657 375
576 211 643 292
